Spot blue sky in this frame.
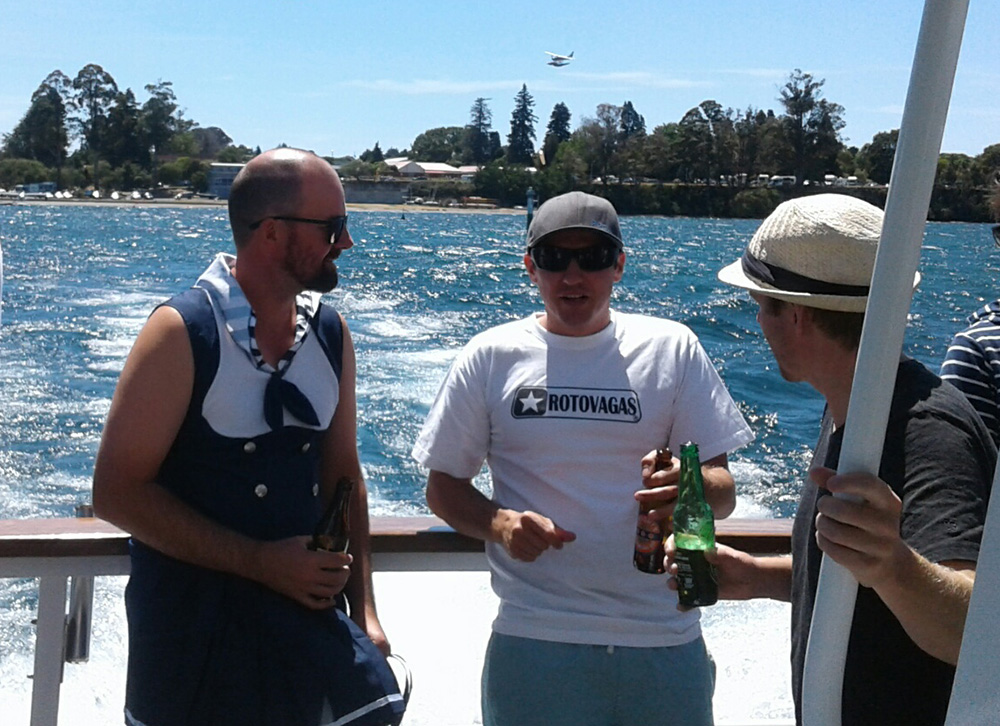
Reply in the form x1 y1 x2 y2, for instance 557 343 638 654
2 1 997 158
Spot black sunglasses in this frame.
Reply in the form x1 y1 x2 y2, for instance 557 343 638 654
249 215 349 244
530 242 620 272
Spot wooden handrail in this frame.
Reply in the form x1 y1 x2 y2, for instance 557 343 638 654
0 515 793 726
0 516 792 559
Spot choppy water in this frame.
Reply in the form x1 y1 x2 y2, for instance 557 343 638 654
0 204 996 723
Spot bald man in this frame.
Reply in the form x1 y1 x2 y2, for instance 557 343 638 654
94 148 404 726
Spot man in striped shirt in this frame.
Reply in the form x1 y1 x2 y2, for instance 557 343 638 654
941 300 1000 446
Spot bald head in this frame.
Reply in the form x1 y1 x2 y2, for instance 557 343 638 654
227 148 342 248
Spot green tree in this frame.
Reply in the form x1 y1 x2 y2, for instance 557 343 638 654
857 129 898 185
778 69 846 184
190 168 209 193
506 84 537 165
339 159 376 179
1 71 71 174
158 156 209 188
537 138 588 196
104 161 152 191
619 101 646 139
641 123 682 182
837 147 861 179
542 102 572 167
169 131 200 157
104 89 147 169
69 64 119 191
0 158 52 188
360 142 384 163
756 111 787 177
972 144 1000 188
571 115 609 182
141 80 182 177
936 153 976 188
473 159 534 205
676 101 734 183
216 145 254 163
576 104 625 182
191 127 232 158
465 97 495 165
730 108 766 186
410 126 465 163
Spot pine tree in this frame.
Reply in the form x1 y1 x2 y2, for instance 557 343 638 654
506 84 537 165
620 101 646 139
542 102 571 166
466 97 494 165
360 142 385 163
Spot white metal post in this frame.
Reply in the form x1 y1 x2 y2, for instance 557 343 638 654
30 576 68 726
801 1 970 723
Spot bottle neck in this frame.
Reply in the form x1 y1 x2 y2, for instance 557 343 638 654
678 445 705 501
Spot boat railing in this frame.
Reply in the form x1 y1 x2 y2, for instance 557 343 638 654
0 515 792 726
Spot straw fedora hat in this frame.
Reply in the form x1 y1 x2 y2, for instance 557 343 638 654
718 193 920 312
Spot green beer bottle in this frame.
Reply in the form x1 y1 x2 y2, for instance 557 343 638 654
673 442 718 607
308 476 353 553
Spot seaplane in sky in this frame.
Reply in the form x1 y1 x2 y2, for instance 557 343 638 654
545 51 574 67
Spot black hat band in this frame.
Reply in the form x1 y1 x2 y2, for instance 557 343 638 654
741 250 869 297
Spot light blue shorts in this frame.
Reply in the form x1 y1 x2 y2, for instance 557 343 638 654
481 632 715 726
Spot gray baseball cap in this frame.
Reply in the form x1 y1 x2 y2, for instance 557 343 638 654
526 191 623 249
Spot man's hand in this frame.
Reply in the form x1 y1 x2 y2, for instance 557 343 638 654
664 535 761 606
635 448 680 525
252 536 353 610
496 509 576 562
811 467 909 588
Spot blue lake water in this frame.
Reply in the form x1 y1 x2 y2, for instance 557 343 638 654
0 203 996 722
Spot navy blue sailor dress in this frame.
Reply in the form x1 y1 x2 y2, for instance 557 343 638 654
123 286 404 726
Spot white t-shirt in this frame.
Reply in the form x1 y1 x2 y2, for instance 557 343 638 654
413 311 754 647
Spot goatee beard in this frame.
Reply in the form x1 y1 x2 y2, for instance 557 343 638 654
307 266 338 293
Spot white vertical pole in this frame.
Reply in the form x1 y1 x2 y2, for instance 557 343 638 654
801 1 969 724
30 575 68 726
946 456 1000 724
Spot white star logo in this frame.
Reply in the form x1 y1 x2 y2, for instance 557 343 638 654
519 390 544 413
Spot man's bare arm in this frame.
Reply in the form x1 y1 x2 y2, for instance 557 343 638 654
320 318 390 652
426 470 575 562
813 467 974 665
93 305 351 609
667 539 793 604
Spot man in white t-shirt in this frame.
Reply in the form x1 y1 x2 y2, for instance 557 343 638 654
412 191 753 726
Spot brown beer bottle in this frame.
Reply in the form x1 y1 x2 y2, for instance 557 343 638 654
673 442 718 606
633 447 673 574
309 476 353 553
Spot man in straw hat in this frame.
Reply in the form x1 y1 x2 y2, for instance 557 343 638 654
679 193 995 724
414 191 753 725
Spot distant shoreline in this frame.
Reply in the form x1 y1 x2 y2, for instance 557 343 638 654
0 197 523 215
